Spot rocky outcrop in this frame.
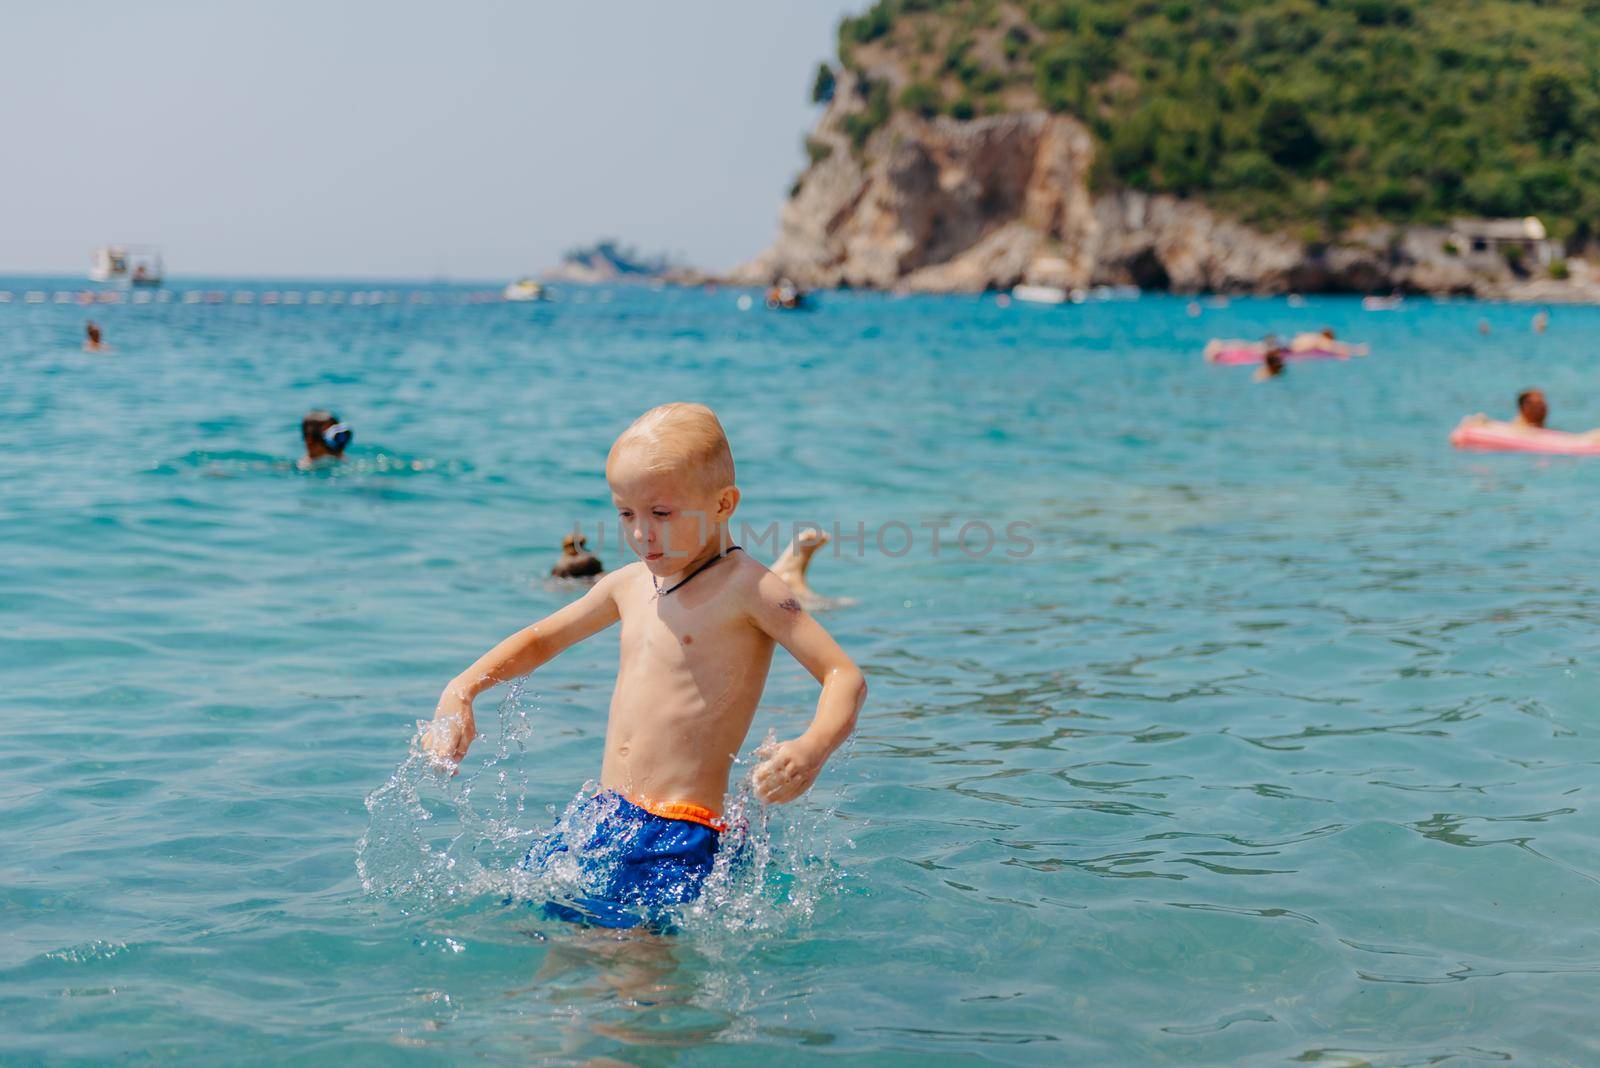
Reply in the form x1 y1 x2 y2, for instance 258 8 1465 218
543 240 676 285
732 76 1592 298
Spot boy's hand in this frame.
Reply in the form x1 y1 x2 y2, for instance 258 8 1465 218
752 735 827 803
420 687 477 772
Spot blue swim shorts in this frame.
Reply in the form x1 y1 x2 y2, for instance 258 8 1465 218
519 790 723 929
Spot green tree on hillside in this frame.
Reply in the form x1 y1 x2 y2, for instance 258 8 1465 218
1524 68 1576 149
812 63 837 105
820 0 1600 239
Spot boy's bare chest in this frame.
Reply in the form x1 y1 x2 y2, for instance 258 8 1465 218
617 600 754 662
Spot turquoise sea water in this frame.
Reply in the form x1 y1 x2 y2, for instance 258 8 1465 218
4 280 1599 1065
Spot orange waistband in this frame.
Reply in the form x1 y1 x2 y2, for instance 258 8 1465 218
626 793 726 832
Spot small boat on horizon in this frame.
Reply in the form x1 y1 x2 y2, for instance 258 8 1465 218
503 278 547 302
1012 284 1070 305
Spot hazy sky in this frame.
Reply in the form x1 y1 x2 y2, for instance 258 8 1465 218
1 1 860 280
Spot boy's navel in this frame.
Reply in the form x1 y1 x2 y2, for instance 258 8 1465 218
681 634 694 645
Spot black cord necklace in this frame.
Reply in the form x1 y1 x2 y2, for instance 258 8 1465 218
652 546 742 598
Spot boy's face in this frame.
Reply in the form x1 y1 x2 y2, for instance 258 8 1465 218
608 452 736 576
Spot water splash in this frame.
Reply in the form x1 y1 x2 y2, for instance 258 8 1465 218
356 692 854 943
43 940 130 965
676 728 855 940
149 449 468 479
355 681 542 911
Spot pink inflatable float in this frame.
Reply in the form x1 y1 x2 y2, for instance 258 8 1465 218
1203 339 1351 365
1449 420 1600 455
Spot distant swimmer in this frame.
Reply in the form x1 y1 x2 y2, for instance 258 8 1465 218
766 278 808 311
770 527 831 605
1478 318 1492 336
83 321 108 353
1533 308 1550 334
551 532 604 579
1291 327 1367 357
1504 389 1548 431
1459 389 1600 441
1202 335 1274 363
299 409 352 468
1205 333 1340 366
1254 349 1286 382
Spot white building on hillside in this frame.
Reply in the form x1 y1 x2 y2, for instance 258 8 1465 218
1448 217 1561 269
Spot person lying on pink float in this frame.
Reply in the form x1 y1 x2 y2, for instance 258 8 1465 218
1204 329 1367 365
1451 389 1600 455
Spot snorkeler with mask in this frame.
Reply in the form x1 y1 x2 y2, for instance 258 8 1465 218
299 409 353 468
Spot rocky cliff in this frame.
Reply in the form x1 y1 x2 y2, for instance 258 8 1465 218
732 67 1597 299
543 240 678 285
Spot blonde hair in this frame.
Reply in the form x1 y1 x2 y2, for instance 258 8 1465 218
607 403 735 493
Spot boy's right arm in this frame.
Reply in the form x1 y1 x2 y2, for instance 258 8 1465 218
420 568 627 767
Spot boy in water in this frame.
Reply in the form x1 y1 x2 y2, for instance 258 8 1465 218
421 403 866 926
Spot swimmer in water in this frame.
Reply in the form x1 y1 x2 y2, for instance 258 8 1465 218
1290 326 1367 357
1201 334 1281 363
1460 389 1600 440
1253 349 1286 382
298 409 352 468
1533 308 1550 334
770 527 831 605
551 532 604 579
422 403 866 929
83 321 108 353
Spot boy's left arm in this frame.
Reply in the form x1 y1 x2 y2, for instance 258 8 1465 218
747 572 868 803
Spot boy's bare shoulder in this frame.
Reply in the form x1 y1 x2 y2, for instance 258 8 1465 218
600 562 650 599
728 551 807 619
725 549 777 590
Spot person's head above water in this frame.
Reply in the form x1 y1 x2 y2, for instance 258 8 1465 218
301 409 352 461
552 531 604 578
1321 326 1336 340
83 320 109 353
606 402 739 578
1517 389 1548 428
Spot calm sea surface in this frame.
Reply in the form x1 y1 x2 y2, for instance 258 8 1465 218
3 280 1599 1065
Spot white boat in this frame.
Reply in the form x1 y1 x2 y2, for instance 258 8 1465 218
1363 293 1404 311
1091 284 1141 301
90 245 163 286
503 278 546 302
1012 284 1069 305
